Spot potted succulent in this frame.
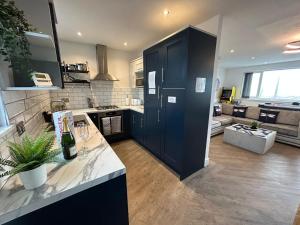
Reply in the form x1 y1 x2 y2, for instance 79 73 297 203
0 131 61 190
250 121 258 130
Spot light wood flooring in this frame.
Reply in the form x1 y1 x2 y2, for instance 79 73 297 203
111 135 300 225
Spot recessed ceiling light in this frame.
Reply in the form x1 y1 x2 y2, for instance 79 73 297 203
163 9 170 16
283 49 300 54
230 49 235 53
77 32 82 36
123 42 128 46
286 41 300 49
251 57 255 60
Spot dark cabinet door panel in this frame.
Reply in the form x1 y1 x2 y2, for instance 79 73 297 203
144 108 161 156
161 89 185 172
162 37 187 88
131 111 145 145
144 49 162 100
144 47 162 156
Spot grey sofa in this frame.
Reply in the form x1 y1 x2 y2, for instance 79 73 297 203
211 103 300 147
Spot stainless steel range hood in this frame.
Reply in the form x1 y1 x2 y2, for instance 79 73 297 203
93 44 119 81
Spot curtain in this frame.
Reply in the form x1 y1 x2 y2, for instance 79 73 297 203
242 72 253 98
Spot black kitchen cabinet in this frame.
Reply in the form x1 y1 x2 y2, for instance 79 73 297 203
143 47 162 157
162 37 187 88
87 113 100 130
160 89 185 173
130 111 144 146
143 26 216 179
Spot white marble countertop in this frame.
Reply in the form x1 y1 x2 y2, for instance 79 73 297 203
119 105 144 114
72 105 144 114
0 112 126 224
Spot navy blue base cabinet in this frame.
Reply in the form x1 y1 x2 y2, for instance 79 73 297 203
130 111 145 146
143 26 217 180
4 175 129 225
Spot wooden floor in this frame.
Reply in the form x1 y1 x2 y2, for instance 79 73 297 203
111 135 300 225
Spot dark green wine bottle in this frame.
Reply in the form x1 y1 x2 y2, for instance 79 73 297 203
61 117 77 160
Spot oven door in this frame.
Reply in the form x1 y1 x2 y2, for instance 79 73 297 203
99 111 123 136
136 78 144 87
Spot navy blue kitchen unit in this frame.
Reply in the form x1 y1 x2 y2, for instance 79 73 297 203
143 26 216 180
130 111 145 146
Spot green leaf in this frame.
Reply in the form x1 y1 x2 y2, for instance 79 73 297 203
1 131 62 176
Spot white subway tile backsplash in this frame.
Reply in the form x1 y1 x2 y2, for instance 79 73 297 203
6 101 26 119
0 90 51 158
49 83 143 109
2 91 26 104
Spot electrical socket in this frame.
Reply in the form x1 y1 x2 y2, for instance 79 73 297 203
16 121 25 136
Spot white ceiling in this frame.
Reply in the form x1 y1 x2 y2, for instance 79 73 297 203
54 0 300 68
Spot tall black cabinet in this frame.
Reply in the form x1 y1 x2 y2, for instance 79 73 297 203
143 26 216 180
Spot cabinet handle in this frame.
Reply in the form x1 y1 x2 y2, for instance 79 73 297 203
157 86 160 100
133 115 135 124
141 118 143 128
161 67 164 83
160 94 163 108
157 110 160 123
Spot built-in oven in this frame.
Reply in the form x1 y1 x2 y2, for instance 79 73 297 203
135 71 144 87
98 110 124 137
136 77 144 87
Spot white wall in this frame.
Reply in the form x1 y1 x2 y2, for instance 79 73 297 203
59 40 132 87
195 15 223 167
223 60 300 99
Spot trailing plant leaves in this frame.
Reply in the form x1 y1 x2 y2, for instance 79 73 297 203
0 0 35 74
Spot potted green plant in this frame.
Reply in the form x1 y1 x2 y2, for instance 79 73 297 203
0 131 61 190
250 121 258 130
0 0 34 77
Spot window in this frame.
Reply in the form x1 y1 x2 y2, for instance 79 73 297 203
243 69 300 99
0 92 9 127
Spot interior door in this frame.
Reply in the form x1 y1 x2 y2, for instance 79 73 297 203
162 36 187 89
143 48 162 157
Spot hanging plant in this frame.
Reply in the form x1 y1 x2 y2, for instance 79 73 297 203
0 0 35 74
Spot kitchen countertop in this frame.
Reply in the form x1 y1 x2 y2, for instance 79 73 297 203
119 105 144 113
0 111 126 224
72 105 144 114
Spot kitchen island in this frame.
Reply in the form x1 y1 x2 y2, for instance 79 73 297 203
0 111 129 225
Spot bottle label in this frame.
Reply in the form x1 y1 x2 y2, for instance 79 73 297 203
69 146 77 156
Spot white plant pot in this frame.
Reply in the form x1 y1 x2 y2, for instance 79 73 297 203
19 164 47 190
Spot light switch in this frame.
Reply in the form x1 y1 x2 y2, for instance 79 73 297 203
168 96 176 103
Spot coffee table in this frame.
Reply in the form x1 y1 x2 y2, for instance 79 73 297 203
223 124 277 154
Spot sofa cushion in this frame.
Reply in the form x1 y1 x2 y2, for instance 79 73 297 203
258 109 279 124
232 117 262 126
222 103 234 115
232 106 248 118
276 110 300 126
260 123 298 137
211 120 221 129
213 115 233 126
213 105 222 116
246 106 260 120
